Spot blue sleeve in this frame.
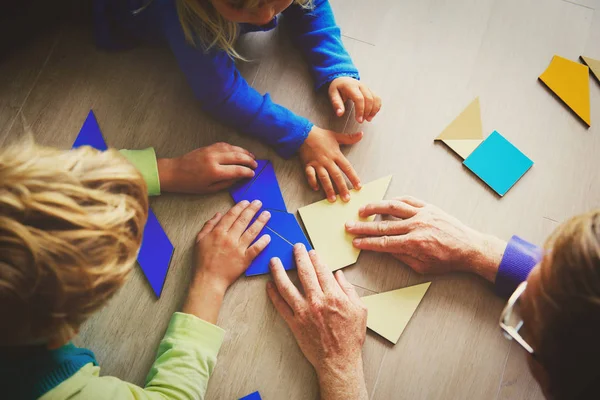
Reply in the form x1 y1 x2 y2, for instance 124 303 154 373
160 4 313 159
494 236 543 298
283 0 360 90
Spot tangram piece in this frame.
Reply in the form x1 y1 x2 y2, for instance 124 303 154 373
539 55 591 126
361 282 431 344
73 111 174 297
434 97 483 159
230 160 286 212
298 176 392 271
581 55 600 84
246 210 312 276
463 131 533 197
229 161 312 276
239 392 262 400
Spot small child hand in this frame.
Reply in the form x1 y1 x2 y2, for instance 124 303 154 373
157 142 257 194
299 126 362 203
193 201 272 292
328 77 382 123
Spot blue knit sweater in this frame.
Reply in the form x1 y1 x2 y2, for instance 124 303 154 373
93 0 360 159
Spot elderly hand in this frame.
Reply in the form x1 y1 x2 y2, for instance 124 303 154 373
345 196 507 282
267 244 368 400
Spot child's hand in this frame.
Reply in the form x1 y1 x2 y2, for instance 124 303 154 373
328 77 382 123
299 126 362 203
157 142 257 194
182 201 271 323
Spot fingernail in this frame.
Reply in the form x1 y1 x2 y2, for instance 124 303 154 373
358 117 363 123
358 205 365 213
343 194 350 202
346 221 355 229
295 243 305 250
314 186 319 191
270 258 280 268
262 210 271 219
252 199 262 206
356 182 362 190
241 200 250 206
329 196 336 202
353 238 361 245
337 108 343 115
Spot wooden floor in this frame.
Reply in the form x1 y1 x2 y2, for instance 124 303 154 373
2 0 600 398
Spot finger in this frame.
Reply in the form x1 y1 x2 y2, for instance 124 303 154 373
217 200 250 232
225 145 255 159
352 235 408 253
219 152 258 169
308 250 341 295
317 166 336 202
294 244 322 299
334 131 363 145
334 270 362 305
218 165 256 180
266 281 295 323
345 219 411 236
349 88 365 123
360 86 374 122
359 200 419 219
207 179 241 192
269 257 304 310
196 212 223 241
229 199 262 236
329 87 345 117
241 209 271 246
305 165 319 191
368 94 382 122
326 162 350 202
336 156 361 190
246 233 271 261
394 195 426 208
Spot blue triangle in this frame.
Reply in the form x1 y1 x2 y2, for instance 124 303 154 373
245 226 295 276
266 210 312 249
238 161 287 211
137 209 174 297
72 111 108 151
230 159 268 203
239 392 262 400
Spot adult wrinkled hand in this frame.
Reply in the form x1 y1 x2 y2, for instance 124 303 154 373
345 196 507 282
267 244 368 400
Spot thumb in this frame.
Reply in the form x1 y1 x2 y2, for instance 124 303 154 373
329 87 345 117
334 131 363 145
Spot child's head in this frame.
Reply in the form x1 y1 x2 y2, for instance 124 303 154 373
177 0 312 59
0 140 148 347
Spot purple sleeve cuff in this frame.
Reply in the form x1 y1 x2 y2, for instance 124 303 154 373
494 236 543 298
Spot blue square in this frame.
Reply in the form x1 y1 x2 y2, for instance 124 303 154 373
463 131 533 196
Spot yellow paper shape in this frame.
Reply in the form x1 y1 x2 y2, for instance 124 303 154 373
434 97 483 159
581 55 600 83
362 282 431 344
539 55 591 126
298 176 392 271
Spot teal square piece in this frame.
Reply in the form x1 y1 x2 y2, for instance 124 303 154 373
463 131 533 196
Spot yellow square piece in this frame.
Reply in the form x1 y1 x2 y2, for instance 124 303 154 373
298 176 392 271
539 55 591 126
434 97 483 159
362 282 431 344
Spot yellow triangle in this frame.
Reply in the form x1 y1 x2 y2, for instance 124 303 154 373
441 139 483 160
298 176 392 271
435 97 483 141
539 55 591 126
581 55 600 83
362 282 431 344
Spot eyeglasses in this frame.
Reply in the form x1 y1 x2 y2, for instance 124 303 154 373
499 281 535 355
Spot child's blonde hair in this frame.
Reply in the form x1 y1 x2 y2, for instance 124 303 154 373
0 140 148 346
177 0 313 59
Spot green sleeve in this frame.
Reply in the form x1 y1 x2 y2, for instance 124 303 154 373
42 313 225 400
119 148 161 196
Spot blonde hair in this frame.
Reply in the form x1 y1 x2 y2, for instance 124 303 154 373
535 210 600 399
177 0 313 59
0 140 148 346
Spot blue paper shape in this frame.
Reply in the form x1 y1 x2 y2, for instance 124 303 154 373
463 131 533 196
267 210 312 249
73 110 174 297
239 392 262 400
230 159 268 201
137 210 174 296
230 160 287 212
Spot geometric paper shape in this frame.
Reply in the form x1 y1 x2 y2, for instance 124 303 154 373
230 159 269 201
73 110 174 297
539 55 591 126
298 176 392 271
239 392 262 400
463 131 533 197
435 97 484 159
230 160 286 212
581 55 600 84
361 282 431 344
245 210 312 276
136 209 174 296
